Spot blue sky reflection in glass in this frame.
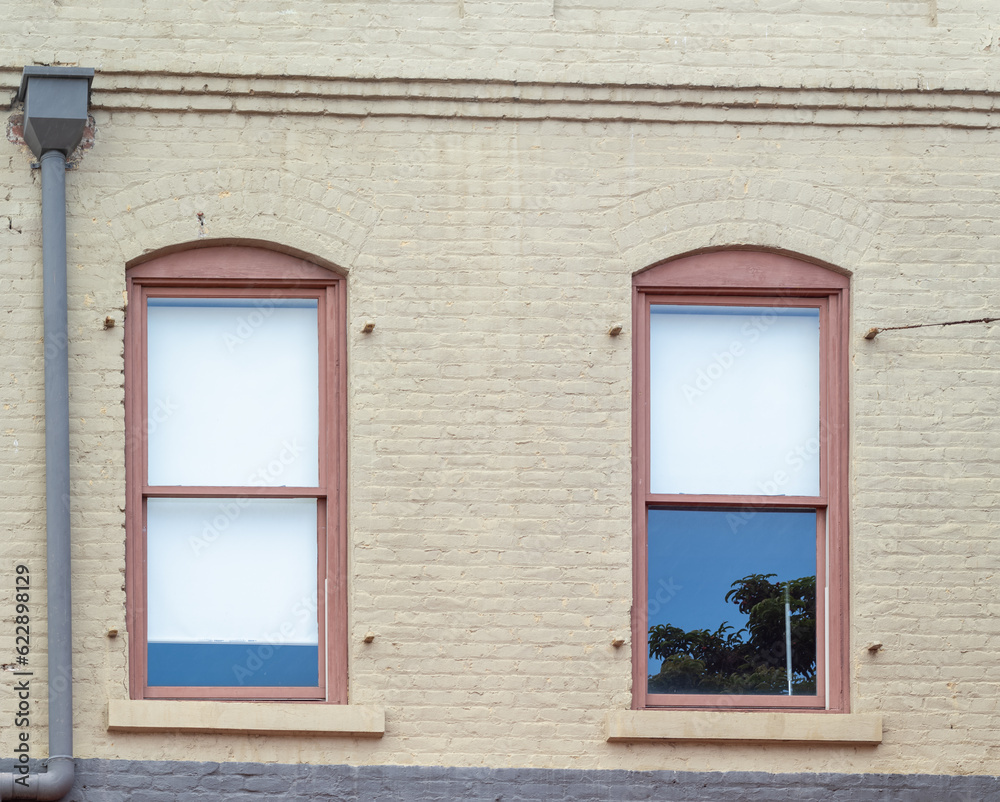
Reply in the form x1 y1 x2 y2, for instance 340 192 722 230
646 508 816 678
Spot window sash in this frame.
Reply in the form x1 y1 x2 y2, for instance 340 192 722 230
145 297 321 488
644 505 828 710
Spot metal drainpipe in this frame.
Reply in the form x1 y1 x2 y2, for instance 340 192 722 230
0 66 94 802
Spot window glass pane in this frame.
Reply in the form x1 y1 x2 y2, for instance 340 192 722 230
649 305 820 496
646 508 817 697
146 497 319 687
147 298 319 487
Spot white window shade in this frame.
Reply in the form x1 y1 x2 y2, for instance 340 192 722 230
146 498 319 645
649 305 820 497
147 299 319 487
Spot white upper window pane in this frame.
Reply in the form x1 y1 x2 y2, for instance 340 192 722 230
650 305 820 496
147 298 319 487
146 498 319 645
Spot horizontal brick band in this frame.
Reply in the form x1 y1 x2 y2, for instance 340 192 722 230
0 760 992 801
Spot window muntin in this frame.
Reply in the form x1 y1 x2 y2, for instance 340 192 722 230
126 247 346 703
632 251 849 713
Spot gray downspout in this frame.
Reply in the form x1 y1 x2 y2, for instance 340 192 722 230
0 66 94 802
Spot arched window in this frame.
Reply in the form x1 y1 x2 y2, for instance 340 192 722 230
125 245 347 702
632 249 849 712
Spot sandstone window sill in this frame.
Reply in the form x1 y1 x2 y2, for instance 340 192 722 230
107 699 385 737
606 710 882 745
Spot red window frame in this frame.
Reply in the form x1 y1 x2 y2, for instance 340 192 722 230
632 249 850 712
124 245 347 702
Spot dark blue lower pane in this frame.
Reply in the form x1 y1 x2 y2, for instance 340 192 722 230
148 642 319 687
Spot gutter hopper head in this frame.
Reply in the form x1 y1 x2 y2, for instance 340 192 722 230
16 66 95 158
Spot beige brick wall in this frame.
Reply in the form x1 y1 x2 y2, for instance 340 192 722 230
1 0 999 88
2 0 1000 780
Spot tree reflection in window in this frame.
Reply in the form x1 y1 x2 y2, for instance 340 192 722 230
648 573 816 695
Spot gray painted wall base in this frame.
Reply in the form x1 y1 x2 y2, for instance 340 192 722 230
1 759 997 801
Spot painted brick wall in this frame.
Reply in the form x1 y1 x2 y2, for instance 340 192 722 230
1 0 1000 791
0 0 997 88
1 109 997 774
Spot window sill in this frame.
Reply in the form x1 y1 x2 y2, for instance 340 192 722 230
107 699 385 737
606 710 882 745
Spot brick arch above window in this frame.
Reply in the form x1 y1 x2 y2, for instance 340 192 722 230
102 167 379 272
606 178 881 278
